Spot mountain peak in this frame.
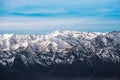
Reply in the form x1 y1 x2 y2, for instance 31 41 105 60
0 31 120 68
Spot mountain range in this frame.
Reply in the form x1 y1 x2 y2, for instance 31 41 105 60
0 30 120 79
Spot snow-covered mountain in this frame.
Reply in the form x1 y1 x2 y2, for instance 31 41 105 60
0 30 120 69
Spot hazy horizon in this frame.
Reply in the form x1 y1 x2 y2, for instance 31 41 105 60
0 0 120 34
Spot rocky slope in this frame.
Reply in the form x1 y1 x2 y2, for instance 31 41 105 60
0 30 120 78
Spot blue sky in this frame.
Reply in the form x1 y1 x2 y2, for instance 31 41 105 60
0 0 120 34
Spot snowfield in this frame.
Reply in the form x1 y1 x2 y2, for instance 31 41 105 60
0 30 120 79
0 30 120 67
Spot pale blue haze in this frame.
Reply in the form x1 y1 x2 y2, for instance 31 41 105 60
0 0 120 34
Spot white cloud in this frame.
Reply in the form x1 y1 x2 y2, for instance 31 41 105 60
0 17 120 30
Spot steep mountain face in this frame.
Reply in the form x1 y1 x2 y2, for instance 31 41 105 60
0 31 120 77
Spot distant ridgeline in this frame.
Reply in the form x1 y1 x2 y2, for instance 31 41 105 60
0 31 120 79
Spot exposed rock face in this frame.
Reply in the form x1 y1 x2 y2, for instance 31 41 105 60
0 31 120 78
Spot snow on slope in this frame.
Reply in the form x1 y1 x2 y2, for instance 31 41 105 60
0 30 99 51
0 30 120 67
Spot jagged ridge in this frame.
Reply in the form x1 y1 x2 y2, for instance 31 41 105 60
0 30 120 69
